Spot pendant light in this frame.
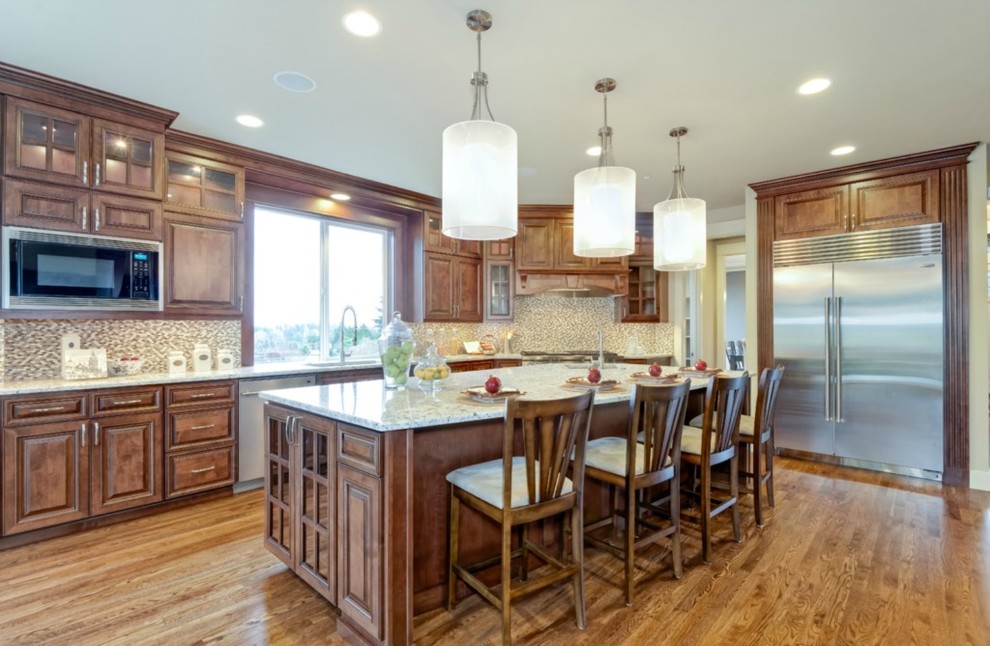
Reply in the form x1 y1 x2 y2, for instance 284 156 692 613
442 9 517 241
573 78 636 257
654 127 706 270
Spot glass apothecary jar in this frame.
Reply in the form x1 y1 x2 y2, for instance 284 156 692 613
378 311 414 389
414 341 450 392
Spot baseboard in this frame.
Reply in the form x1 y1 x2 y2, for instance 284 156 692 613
969 469 990 491
233 477 263 493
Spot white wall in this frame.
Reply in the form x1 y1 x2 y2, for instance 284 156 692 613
967 144 989 490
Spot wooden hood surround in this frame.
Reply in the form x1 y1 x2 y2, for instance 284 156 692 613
750 143 979 486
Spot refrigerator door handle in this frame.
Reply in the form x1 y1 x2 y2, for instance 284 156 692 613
824 297 832 421
835 295 843 422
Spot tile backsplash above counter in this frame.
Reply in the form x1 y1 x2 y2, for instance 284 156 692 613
410 295 673 358
0 319 240 381
0 295 671 382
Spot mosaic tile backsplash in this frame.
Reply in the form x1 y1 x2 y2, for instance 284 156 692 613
0 319 241 381
0 296 670 380
410 295 674 357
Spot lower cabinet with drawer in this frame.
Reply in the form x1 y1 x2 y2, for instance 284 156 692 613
164 380 237 498
2 387 163 536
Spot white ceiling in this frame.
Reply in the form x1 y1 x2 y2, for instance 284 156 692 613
1 1 988 214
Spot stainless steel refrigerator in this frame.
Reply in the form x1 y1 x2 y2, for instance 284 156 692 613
772 223 943 480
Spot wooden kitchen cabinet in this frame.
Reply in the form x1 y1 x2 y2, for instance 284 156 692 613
423 211 481 258
4 97 164 200
164 381 237 498
164 211 244 315
423 252 482 322
618 266 669 322
773 169 939 241
337 462 383 640
516 211 628 272
2 387 164 536
165 151 244 221
90 411 163 516
264 405 337 602
2 419 90 535
2 177 163 240
485 259 513 320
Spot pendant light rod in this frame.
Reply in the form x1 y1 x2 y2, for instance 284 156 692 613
595 78 616 167
467 9 494 121
667 126 690 199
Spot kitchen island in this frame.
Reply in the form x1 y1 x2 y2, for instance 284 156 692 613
259 363 711 646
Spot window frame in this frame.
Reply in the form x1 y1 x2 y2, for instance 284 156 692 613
242 184 414 365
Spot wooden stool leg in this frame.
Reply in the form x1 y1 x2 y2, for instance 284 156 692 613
730 454 742 543
752 439 764 527
570 508 587 629
501 522 513 646
670 477 683 579
624 484 635 606
518 525 528 582
447 488 459 610
701 465 712 564
766 434 776 507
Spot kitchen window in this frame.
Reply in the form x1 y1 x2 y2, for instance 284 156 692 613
253 205 393 364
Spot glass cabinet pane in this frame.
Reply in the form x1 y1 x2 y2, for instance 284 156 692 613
205 168 235 191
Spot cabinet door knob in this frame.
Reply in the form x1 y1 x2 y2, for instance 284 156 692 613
80 422 87 448
94 421 101 446
81 206 88 230
95 162 102 187
94 208 100 232
82 160 88 185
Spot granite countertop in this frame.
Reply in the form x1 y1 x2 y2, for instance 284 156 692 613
260 363 719 433
0 355 528 397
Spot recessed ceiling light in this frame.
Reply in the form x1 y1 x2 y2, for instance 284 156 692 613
585 146 601 156
642 175 652 180
518 167 538 177
330 192 351 201
236 114 264 128
274 71 317 93
342 11 381 37
831 145 856 156
798 78 832 95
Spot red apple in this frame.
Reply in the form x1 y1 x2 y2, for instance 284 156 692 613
648 362 662 377
485 374 502 395
587 367 602 384
694 359 708 371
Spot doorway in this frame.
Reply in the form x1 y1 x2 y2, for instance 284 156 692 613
715 239 746 371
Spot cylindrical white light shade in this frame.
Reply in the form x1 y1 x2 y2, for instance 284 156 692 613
573 165 636 257
442 120 518 240
653 197 707 270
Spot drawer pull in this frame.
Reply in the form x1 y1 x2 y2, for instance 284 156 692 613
190 466 216 474
190 424 216 431
111 399 143 406
190 393 217 399
31 405 66 414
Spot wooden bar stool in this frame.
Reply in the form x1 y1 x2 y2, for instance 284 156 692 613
680 372 748 564
446 391 595 646
737 366 785 526
581 380 691 605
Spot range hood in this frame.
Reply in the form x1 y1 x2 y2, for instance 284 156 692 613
515 271 628 297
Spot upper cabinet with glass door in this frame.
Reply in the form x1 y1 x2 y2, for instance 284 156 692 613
165 151 245 221
4 98 164 200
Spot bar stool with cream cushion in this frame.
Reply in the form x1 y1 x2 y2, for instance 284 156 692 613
581 380 691 605
681 372 748 564
446 391 595 646
737 366 785 526
688 366 785 527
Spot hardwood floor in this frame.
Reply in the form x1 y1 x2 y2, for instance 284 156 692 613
1 457 988 645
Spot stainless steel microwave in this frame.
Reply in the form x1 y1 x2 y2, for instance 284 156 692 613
2 226 162 311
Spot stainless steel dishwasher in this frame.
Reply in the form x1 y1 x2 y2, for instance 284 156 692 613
236 374 315 490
